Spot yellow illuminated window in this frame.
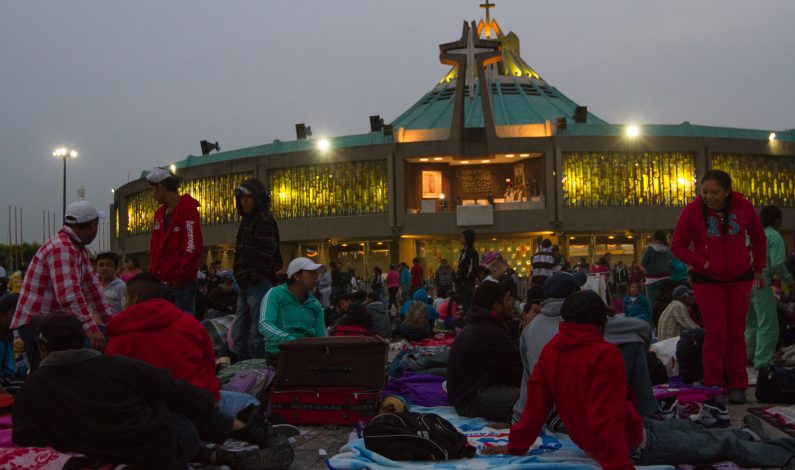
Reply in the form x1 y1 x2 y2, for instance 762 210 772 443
712 154 795 208
562 152 696 207
269 161 388 220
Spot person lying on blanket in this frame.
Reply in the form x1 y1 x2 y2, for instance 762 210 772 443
12 314 293 469
105 272 291 454
484 290 795 469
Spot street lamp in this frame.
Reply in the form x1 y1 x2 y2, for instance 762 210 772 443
52 147 78 221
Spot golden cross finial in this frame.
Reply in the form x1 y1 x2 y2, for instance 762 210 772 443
480 0 495 25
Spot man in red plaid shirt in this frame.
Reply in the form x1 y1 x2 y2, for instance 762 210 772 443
11 201 112 367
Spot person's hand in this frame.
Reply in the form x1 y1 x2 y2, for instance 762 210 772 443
703 260 710 271
481 445 509 455
87 331 106 352
755 272 765 289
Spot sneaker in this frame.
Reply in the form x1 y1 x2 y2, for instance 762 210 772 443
545 410 568 434
728 388 747 404
655 396 678 420
676 401 701 420
216 443 294 470
742 414 771 442
688 399 730 428
272 423 301 439
231 405 282 449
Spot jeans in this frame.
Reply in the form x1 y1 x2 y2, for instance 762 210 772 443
457 384 519 421
617 342 657 418
637 418 795 467
388 286 399 310
218 390 260 419
232 279 271 360
173 281 198 316
151 413 202 469
644 280 664 316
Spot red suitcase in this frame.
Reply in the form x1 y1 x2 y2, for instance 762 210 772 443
276 336 388 389
270 387 380 426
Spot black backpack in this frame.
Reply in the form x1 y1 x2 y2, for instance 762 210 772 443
756 366 795 404
676 328 705 384
363 412 476 461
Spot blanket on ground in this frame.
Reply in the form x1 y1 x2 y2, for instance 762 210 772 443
327 405 674 470
381 373 448 407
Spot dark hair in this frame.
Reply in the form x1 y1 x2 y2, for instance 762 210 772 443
124 255 140 268
352 291 367 302
37 314 86 352
652 230 668 244
96 251 120 268
160 176 180 192
437 286 449 298
334 293 353 306
540 239 552 248
66 219 98 229
412 258 420 264
560 290 609 328
126 272 167 303
700 170 733 234
759 205 782 228
339 301 373 330
0 293 20 315
373 266 382 275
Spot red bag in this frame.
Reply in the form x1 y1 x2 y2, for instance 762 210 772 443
270 388 380 425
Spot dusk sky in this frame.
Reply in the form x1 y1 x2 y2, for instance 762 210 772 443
1 0 793 251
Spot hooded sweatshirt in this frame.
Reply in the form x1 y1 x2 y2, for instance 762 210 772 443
446 304 523 413
399 288 439 323
106 298 220 401
508 322 643 470
149 194 203 287
640 242 672 283
233 178 282 288
671 192 766 282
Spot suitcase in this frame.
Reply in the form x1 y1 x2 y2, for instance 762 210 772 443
270 388 380 425
276 336 388 389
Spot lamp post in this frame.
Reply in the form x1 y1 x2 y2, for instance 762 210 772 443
52 147 78 221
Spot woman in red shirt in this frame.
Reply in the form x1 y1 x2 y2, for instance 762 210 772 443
671 170 766 404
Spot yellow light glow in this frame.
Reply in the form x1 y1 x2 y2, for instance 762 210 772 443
505 154 515 158
626 125 640 138
481 160 490 163
342 243 348 247
419 158 429 162
360 243 365 246
769 132 777 141
69 150 78 158
628 235 634 239
278 192 286 198
569 236 575 240
492 238 497 241
608 236 615 240
169 164 177 173
461 161 470 164
677 177 686 185
317 139 331 151
520 153 530 157
377 242 384 245
439 193 446 200
433 157 443 161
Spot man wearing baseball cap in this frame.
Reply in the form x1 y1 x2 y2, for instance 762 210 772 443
11 200 112 364
147 167 203 315
258 257 326 364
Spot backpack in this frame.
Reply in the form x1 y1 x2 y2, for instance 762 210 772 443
676 328 705 384
222 367 278 414
647 351 669 385
756 366 795 404
363 411 475 461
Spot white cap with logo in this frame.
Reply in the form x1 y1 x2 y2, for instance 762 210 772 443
64 201 106 224
286 257 325 278
146 167 174 184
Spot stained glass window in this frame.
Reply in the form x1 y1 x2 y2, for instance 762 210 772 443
562 152 696 207
712 153 795 208
269 161 388 219
125 172 253 235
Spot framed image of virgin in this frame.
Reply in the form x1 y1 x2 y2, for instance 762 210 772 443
422 170 442 198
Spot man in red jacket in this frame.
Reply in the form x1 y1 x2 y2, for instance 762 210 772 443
106 273 294 463
147 167 203 315
485 290 795 469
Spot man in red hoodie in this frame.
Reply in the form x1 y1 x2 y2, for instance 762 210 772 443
485 290 795 469
147 167 204 315
106 273 294 465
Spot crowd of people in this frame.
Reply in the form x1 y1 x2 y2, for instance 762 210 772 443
2 168 795 468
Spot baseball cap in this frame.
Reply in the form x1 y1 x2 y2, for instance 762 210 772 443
146 167 174 184
672 285 693 300
64 201 106 224
286 257 325 277
543 271 587 298
480 251 504 267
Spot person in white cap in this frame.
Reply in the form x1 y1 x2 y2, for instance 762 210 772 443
147 167 204 315
11 200 113 366
258 257 326 364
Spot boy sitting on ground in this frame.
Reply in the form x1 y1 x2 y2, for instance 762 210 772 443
447 279 523 421
485 290 795 469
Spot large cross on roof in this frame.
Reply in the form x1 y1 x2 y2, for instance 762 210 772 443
478 0 501 38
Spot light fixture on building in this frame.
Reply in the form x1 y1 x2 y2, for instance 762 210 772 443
433 157 443 161
481 160 490 163
769 132 777 141
608 235 615 240
573 106 588 123
342 243 348 247
569 236 576 240
461 160 470 164
626 125 640 138
382 124 394 137
419 158 429 162
200 140 220 155
520 153 530 157
505 154 515 158
295 123 312 140
440 193 447 210
377 242 384 245
169 164 177 173
317 139 330 151
369 115 384 133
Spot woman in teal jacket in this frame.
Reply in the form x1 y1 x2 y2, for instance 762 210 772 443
623 283 651 324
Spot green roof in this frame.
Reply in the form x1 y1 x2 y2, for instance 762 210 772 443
562 123 795 142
